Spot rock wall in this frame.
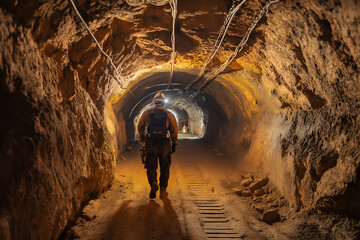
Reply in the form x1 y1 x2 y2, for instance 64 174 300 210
203 79 257 158
244 0 360 216
0 9 115 240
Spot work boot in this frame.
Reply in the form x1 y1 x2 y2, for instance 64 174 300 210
149 184 159 199
159 187 168 198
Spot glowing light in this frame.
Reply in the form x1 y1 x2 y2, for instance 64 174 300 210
182 125 187 133
165 99 169 103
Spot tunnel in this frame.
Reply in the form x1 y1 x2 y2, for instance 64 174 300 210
112 70 254 157
0 0 359 239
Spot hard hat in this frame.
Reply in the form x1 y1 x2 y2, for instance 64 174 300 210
154 91 166 105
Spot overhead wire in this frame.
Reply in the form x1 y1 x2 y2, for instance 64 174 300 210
69 0 278 116
68 0 140 103
196 0 280 93
185 0 247 91
182 0 279 109
167 0 178 89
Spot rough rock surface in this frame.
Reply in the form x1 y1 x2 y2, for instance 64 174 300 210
0 0 359 238
242 0 360 218
262 209 279 225
254 188 266 197
0 9 114 240
241 178 253 187
241 190 252 197
233 188 243 196
249 177 269 192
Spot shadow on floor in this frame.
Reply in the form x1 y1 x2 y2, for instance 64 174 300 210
104 197 188 240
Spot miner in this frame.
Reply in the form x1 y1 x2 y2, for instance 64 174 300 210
137 92 178 199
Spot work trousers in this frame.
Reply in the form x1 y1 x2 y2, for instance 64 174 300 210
145 138 172 188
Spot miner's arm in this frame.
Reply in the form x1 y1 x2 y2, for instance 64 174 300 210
168 112 178 145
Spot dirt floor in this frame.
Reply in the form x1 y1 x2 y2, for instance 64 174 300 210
63 140 360 240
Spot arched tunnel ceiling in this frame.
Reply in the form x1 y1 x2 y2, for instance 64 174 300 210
112 70 254 119
2 0 279 106
3 0 358 114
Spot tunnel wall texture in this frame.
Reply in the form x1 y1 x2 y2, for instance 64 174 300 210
243 0 360 216
0 0 359 239
0 9 115 240
203 79 258 158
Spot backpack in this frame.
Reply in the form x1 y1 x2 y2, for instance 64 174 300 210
148 110 168 139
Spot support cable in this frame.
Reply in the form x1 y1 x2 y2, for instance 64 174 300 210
182 0 279 109
167 0 178 89
68 0 140 103
185 0 247 91
196 0 279 92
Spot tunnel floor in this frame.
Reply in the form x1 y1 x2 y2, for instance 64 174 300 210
64 141 342 240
